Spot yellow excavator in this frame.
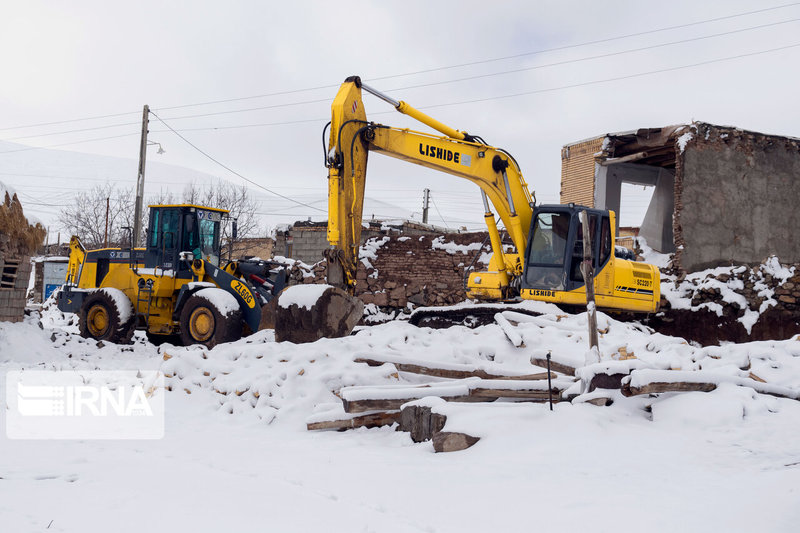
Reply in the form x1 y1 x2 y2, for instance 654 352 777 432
324 76 660 314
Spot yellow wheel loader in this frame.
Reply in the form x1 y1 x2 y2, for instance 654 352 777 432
57 204 288 347
323 76 660 317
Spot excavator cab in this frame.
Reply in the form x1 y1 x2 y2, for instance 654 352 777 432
521 204 659 313
523 205 611 292
144 205 224 274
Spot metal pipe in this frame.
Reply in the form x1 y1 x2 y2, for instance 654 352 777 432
481 190 491 214
502 171 517 216
361 82 400 107
362 82 466 141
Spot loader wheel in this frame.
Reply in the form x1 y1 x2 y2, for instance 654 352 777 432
179 291 242 348
79 289 136 344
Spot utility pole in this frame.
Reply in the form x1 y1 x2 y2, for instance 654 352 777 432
104 196 110 248
580 210 600 366
422 188 430 224
132 104 150 247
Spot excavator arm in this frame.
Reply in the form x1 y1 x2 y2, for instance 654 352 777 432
325 76 535 299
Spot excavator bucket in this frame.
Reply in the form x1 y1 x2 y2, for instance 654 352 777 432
271 285 363 344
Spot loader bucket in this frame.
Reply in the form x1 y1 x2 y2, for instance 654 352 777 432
272 285 363 343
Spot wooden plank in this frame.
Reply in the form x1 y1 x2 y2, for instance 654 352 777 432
623 374 799 401
470 388 556 400
530 357 575 376
622 381 717 397
343 395 477 414
306 411 402 431
354 356 551 381
342 382 563 413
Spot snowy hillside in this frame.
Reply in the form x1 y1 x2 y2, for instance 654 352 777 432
1 301 799 532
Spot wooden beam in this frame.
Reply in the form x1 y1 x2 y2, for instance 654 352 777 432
306 411 402 431
470 388 556 401
622 381 717 396
343 395 477 414
530 357 575 376
354 356 552 381
341 379 564 413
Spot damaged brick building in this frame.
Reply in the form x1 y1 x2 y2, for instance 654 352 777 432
561 121 800 272
0 187 46 322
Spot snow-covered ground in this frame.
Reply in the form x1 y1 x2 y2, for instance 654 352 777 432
2 302 800 532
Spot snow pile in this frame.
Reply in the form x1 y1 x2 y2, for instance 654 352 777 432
277 284 333 310
194 288 240 316
431 236 483 255
2 296 800 531
98 288 133 324
359 236 390 269
660 256 797 334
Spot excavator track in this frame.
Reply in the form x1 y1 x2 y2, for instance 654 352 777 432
408 302 544 329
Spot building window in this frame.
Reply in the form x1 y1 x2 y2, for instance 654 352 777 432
1 260 20 290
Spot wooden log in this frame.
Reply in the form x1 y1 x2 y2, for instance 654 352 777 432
342 379 564 413
354 356 551 381
433 431 480 453
400 405 447 443
622 381 718 397
530 357 575 376
470 388 557 401
343 395 477 414
306 411 402 431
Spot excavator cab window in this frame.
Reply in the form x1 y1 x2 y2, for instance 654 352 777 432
525 211 571 290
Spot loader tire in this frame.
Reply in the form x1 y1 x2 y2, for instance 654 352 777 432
179 291 242 348
79 288 136 344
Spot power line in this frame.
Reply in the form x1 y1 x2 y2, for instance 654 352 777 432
152 40 800 133
429 195 451 230
386 17 800 93
420 41 800 111
148 110 326 213
0 120 141 143
145 16 800 126
3 2 798 134
0 132 140 154
367 2 800 81
0 110 140 133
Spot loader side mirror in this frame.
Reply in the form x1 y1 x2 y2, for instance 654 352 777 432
185 214 194 232
232 219 238 240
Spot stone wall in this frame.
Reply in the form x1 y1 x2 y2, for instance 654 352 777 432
644 258 800 343
287 232 490 309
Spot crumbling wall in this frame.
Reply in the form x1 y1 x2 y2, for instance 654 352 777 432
0 190 46 322
674 123 800 272
645 258 800 344
287 232 490 310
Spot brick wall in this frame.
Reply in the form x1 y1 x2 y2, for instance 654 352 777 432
561 137 603 206
0 255 31 322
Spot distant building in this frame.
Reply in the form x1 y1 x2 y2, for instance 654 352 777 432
561 122 800 272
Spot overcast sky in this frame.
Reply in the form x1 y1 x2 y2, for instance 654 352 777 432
2 0 800 235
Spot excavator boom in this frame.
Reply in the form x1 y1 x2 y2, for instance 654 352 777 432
326 76 533 299
324 75 660 314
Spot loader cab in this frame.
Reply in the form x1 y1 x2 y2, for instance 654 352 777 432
522 204 613 293
145 204 227 275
